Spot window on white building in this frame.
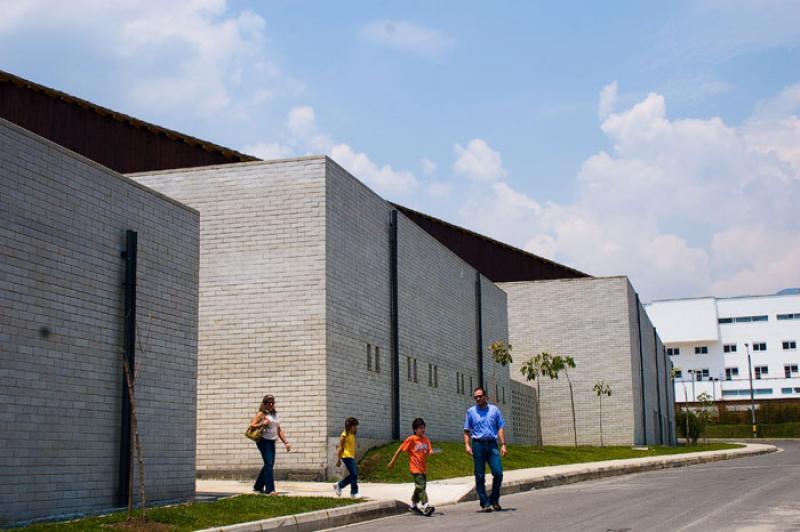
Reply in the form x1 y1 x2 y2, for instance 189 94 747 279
691 368 710 381
783 340 797 350
694 346 709 354
667 347 680 356
719 315 769 323
725 367 739 380
755 366 768 379
674 369 682 379
723 344 737 353
777 313 800 321
752 342 767 351
785 364 799 378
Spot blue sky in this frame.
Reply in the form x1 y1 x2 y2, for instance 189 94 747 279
2 0 799 301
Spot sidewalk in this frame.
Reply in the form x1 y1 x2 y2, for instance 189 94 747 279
195 442 776 531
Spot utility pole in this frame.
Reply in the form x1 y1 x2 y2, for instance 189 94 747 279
745 343 757 438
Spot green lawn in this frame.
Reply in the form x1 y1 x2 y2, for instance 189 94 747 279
10 495 360 532
360 441 742 483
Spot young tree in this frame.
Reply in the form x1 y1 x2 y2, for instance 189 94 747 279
696 391 714 445
519 352 561 449
554 356 578 447
592 380 612 446
489 340 513 403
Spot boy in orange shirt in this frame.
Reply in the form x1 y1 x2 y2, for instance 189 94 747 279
388 417 435 516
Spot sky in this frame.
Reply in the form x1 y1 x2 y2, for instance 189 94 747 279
1 0 799 302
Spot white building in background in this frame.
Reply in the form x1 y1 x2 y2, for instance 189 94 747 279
645 289 800 403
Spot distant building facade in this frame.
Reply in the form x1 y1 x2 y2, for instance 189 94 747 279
645 290 800 404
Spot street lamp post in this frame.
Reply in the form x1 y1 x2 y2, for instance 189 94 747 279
745 343 757 438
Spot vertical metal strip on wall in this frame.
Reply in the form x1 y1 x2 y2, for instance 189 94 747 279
663 350 672 443
118 230 137 506
389 211 400 440
475 272 484 389
653 328 663 444
635 294 647 446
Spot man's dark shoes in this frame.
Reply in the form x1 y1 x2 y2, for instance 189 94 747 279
423 505 435 516
491 503 502 511
481 505 493 512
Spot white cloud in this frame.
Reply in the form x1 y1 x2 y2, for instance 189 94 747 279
598 81 618 120
250 105 418 196
425 182 452 198
421 158 437 176
242 142 293 160
457 83 800 300
287 106 316 138
330 144 418 195
360 20 454 57
0 0 303 120
453 139 506 182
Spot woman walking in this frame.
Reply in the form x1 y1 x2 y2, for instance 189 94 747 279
249 394 291 494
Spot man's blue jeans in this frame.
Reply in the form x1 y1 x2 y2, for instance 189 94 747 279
254 438 276 493
472 439 503 507
337 457 358 495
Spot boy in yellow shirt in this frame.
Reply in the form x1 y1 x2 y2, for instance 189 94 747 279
334 417 359 497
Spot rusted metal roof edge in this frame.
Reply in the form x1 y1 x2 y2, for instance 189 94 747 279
391 202 589 278
0 69 259 163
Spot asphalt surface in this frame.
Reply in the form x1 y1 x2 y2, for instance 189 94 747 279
329 440 800 532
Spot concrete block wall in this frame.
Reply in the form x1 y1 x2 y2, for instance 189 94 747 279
626 282 675 446
511 380 539 445
396 215 509 442
500 277 638 446
0 118 199 524
131 158 329 478
324 161 393 443
325 158 510 451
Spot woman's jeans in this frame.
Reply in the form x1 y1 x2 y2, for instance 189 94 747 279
254 438 276 493
472 439 503 507
337 457 358 495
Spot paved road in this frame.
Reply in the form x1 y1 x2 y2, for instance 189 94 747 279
331 441 800 532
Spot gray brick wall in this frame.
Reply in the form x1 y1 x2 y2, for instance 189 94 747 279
510 380 538 444
0 118 199 524
501 277 638 446
627 283 675 446
325 159 510 450
133 156 510 479
132 158 329 478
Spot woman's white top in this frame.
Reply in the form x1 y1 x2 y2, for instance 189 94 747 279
262 412 280 440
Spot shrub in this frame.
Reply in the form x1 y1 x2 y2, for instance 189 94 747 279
675 410 702 444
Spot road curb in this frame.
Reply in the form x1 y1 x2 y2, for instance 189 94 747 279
194 499 407 532
457 443 777 503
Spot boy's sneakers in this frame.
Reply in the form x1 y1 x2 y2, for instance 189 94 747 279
423 505 435 516
409 505 423 514
491 503 502 512
481 505 493 512
351 491 360 498
333 483 342 497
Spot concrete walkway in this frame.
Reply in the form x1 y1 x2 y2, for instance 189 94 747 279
195 443 776 531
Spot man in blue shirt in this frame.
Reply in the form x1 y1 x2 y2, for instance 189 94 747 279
464 386 507 512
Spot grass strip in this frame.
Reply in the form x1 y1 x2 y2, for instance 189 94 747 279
360 441 742 483
11 494 360 532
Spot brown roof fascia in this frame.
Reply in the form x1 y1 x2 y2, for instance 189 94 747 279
392 202 589 280
0 69 259 163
